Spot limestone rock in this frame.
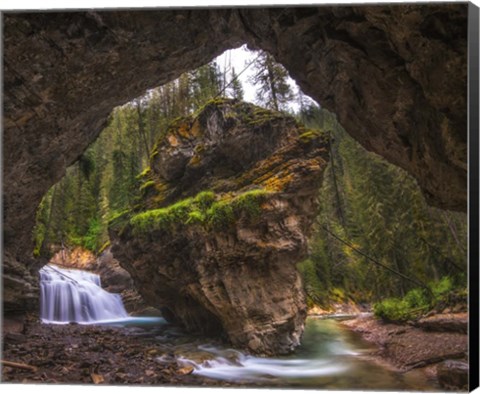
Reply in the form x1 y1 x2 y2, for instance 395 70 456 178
3 5 468 313
96 248 159 315
110 99 329 355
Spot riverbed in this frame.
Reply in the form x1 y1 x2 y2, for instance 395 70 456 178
170 316 440 390
2 314 440 390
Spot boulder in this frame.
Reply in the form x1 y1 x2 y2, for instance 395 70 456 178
110 99 329 354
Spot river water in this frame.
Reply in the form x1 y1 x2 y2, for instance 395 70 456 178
39 265 439 390
172 317 439 390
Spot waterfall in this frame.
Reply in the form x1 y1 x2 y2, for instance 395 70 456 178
39 264 129 324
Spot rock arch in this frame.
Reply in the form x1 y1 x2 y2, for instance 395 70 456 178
3 5 467 314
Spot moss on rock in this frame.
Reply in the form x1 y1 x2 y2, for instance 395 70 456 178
129 188 271 235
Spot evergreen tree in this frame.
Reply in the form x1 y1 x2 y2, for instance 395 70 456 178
249 51 295 111
229 67 244 100
298 105 467 306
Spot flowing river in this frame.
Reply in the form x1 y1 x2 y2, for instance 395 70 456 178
39 265 439 391
170 317 439 390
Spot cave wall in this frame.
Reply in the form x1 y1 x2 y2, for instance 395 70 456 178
3 5 468 313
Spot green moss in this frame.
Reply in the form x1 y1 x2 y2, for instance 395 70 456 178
232 188 269 218
194 190 216 209
206 199 235 228
139 180 156 192
137 166 151 179
108 209 131 230
130 197 194 235
298 130 320 143
129 188 271 235
98 240 111 254
186 210 206 225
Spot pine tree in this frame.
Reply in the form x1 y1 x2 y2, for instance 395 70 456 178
229 67 244 100
249 51 295 111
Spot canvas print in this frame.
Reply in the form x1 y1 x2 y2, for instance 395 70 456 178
1 2 476 392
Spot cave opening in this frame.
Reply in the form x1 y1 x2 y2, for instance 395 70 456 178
3 5 470 388
30 44 320 332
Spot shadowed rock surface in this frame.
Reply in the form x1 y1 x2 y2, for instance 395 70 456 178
3 5 468 313
109 99 329 354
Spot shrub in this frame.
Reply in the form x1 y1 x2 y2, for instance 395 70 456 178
373 297 412 322
430 276 453 299
373 276 457 323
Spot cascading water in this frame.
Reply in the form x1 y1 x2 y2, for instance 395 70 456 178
39 264 129 324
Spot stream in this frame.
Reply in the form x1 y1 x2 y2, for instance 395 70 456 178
167 316 439 390
37 265 439 390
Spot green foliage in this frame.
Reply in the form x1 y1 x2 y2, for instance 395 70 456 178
430 276 453 298
373 298 413 322
249 50 295 111
297 259 329 307
81 217 104 252
373 276 458 322
299 104 467 309
129 188 270 235
229 67 244 100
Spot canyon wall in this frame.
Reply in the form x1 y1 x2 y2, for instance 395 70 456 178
3 5 468 314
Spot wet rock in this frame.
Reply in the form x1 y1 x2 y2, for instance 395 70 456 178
177 366 194 375
437 360 469 390
110 99 329 355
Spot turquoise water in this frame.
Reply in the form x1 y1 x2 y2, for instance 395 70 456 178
53 311 439 390
174 317 440 391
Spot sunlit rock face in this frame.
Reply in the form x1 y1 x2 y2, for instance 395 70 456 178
109 99 330 355
3 5 467 313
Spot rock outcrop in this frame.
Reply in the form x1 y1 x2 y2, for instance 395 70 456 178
109 99 329 354
3 5 468 313
96 249 159 315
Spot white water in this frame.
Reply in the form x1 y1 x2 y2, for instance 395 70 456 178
178 344 350 382
171 320 363 385
39 264 129 324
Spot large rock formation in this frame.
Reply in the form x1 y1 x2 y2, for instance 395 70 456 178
109 99 329 354
3 5 468 313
